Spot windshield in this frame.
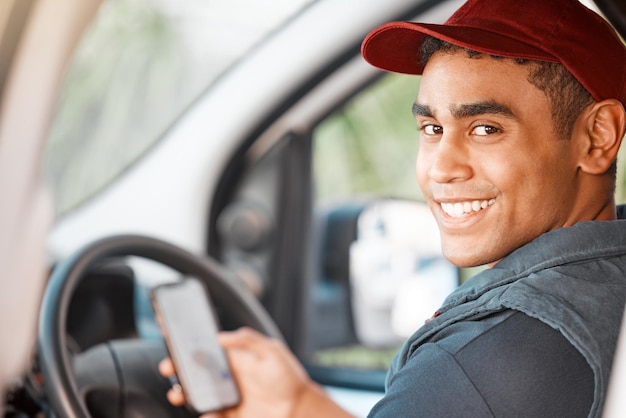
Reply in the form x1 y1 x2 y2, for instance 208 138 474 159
42 0 314 217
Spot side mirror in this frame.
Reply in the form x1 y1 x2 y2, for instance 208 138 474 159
349 200 459 346
305 199 459 391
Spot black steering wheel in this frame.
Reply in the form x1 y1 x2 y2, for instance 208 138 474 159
38 234 283 418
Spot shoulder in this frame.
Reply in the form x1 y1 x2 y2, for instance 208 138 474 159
370 311 593 418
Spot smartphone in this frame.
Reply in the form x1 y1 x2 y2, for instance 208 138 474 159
151 277 240 414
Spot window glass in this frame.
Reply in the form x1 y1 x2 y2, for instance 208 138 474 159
310 72 626 382
42 0 314 216
310 74 459 380
314 74 423 204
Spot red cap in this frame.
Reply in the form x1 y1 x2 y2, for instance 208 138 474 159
361 0 626 105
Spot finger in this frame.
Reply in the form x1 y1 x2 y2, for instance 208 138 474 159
166 387 186 406
218 327 278 352
218 327 263 345
158 358 176 377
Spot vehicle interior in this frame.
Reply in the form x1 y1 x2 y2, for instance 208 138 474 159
0 0 625 417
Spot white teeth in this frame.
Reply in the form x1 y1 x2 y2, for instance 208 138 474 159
441 199 495 218
453 203 463 217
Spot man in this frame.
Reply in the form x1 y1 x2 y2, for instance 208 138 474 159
162 0 626 416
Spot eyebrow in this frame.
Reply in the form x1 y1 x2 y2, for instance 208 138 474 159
412 100 515 119
451 101 515 119
412 103 434 117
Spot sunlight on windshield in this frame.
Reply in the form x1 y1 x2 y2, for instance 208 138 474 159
42 0 314 216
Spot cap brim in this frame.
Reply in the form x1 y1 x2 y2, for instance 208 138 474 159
361 21 558 75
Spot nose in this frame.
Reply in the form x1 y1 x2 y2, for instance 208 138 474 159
421 135 472 184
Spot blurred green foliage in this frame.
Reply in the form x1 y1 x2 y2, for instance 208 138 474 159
315 345 399 370
42 0 189 215
313 74 424 204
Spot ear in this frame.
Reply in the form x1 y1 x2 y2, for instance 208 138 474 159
578 99 626 175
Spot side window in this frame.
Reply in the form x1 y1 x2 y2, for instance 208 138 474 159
41 0 313 217
313 74 423 202
304 74 460 387
42 0 207 216
304 72 626 389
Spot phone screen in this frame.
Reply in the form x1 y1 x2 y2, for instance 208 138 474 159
151 278 240 413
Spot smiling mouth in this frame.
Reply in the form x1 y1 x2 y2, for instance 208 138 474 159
440 199 495 218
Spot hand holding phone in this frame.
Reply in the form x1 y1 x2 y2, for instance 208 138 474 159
151 278 240 414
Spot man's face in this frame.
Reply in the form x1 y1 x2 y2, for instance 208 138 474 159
415 50 582 267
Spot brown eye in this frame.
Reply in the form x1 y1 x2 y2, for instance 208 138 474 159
422 124 442 135
472 125 499 136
